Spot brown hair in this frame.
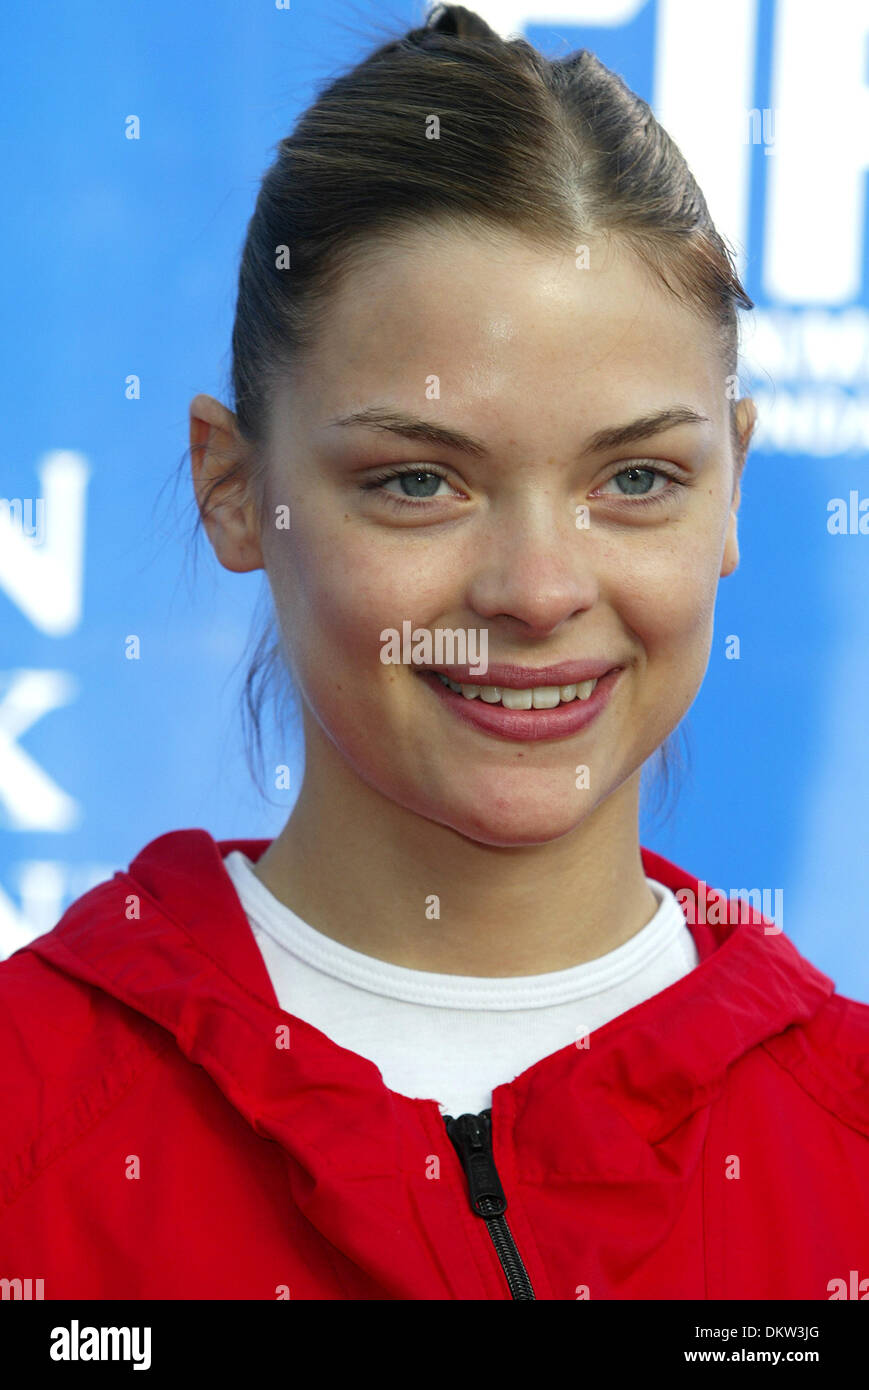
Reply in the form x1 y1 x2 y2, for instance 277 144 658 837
189 2 753 819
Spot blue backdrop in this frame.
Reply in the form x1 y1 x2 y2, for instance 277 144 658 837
3 0 869 999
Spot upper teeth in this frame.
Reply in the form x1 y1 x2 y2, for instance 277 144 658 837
432 674 599 707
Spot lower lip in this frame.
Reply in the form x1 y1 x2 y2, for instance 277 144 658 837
417 669 622 743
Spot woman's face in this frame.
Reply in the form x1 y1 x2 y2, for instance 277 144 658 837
252 226 753 846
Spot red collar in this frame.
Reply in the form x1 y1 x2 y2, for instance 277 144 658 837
28 828 834 1177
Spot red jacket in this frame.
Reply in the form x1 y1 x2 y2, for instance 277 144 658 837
1 827 868 1301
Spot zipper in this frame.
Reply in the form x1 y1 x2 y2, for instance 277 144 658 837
443 1108 536 1300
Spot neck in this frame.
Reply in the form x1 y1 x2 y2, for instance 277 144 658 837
252 732 659 978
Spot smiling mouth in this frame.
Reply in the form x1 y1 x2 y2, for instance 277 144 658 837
423 671 603 709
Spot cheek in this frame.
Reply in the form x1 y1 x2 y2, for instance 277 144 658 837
609 519 722 639
596 529 721 729
264 518 445 685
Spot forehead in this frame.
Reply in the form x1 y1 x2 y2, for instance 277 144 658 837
284 226 727 440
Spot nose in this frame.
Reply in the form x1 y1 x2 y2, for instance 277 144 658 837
466 494 599 636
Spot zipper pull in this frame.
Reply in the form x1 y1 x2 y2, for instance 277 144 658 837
444 1109 507 1217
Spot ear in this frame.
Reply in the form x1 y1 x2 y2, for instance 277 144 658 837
189 393 264 572
720 397 757 579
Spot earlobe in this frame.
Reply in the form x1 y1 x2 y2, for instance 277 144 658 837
720 510 739 578
203 493 265 574
734 396 757 461
189 393 264 573
720 397 754 579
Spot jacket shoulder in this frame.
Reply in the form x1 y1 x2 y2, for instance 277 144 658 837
0 941 172 1211
762 989 869 1136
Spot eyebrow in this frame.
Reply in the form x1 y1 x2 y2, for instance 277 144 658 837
326 404 710 457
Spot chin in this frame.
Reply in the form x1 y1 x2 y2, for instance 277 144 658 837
437 798 590 849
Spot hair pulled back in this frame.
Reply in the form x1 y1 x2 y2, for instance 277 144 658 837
199 3 752 808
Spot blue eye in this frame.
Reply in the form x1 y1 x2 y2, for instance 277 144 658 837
359 461 684 513
597 465 682 505
362 466 455 507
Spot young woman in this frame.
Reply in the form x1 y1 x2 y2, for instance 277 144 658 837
2 3 868 1303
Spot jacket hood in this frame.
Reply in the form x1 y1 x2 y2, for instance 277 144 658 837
23 830 834 1169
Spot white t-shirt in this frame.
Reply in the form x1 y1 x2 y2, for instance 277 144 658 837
223 850 698 1118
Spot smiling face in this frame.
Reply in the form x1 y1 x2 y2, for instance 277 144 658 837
247 224 753 847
